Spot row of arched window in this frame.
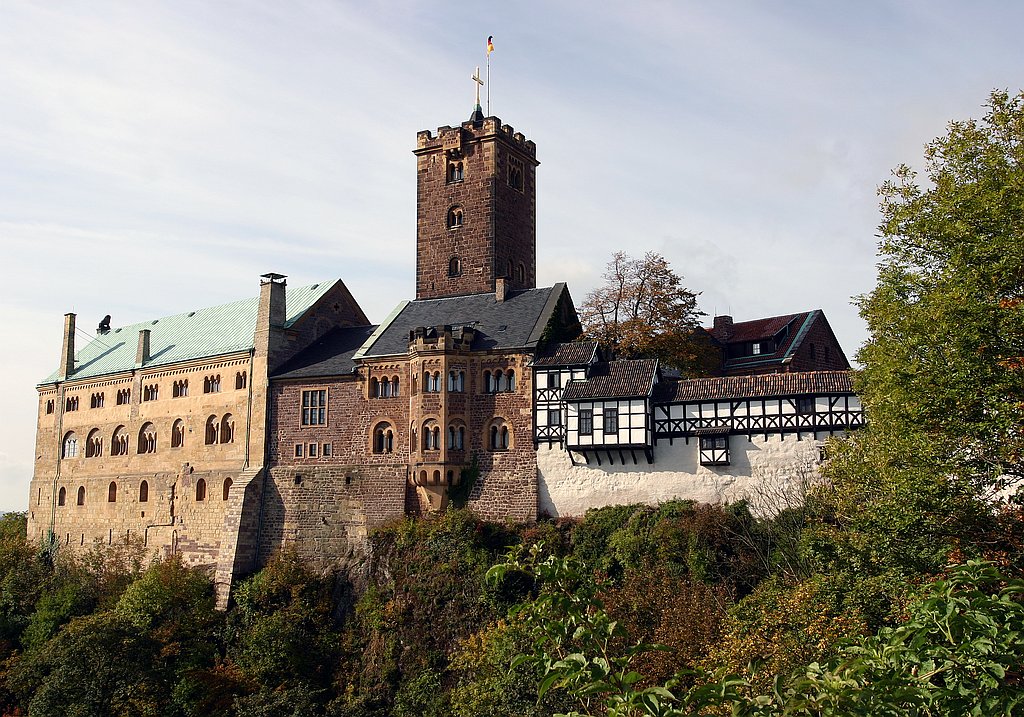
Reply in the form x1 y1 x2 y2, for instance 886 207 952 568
483 369 516 393
56 477 232 506
62 416 234 458
376 418 511 453
370 375 401 398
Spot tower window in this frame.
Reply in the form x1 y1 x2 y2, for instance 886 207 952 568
447 206 464 229
448 256 462 277
507 156 524 191
447 160 464 183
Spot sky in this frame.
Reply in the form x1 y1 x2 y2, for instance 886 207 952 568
1 0 1022 510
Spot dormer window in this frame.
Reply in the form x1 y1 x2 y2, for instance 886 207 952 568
447 206 464 229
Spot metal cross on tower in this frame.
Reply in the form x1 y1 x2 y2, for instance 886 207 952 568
471 66 484 109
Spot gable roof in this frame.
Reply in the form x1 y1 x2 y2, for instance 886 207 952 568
358 285 567 358
712 310 817 372
271 325 379 380
653 370 853 403
561 359 659 401
41 280 340 384
532 341 599 367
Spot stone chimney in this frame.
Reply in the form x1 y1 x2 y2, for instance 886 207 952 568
712 315 734 340
135 329 151 367
495 276 508 303
255 273 288 364
58 313 76 380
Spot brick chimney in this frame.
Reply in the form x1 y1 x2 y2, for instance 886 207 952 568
255 272 288 365
58 313 76 380
712 315 734 340
135 329 151 368
495 276 508 303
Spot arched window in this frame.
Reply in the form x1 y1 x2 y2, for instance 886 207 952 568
381 377 391 397
195 478 207 502
448 256 461 276
223 477 233 501
446 206 464 229
484 371 493 393
116 388 131 405
448 161 463 182
65 396 79 412
85 429 102 458
235 371 247 390
62 431 78 459
58 487 66 506
517 264 526 283
448 423 465 450
139 480 149 503
489 420 511 450
111 426 128 456
205 416 219 445
495 370 506 392
138 423 156 454
173 380 188 398
220 414 234 444
370 377 379 397
392 376 400 397
107 481 117 503
77 486 86 505
507 369 516 392
171 419 185 448
422 421 440 451
373 423 394 454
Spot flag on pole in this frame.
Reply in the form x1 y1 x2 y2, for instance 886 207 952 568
487 36 494 54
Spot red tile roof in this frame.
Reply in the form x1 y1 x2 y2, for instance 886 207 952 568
654 370 853 403
562 359 659 400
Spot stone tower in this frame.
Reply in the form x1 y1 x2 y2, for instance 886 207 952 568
414 113 539 300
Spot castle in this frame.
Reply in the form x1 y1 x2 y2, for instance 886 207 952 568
28 106 861 605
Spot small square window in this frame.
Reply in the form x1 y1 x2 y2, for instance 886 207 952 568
294 443 303 458
308 443 318 457
797 397 815 414
548 409 562 427
322 443 332 457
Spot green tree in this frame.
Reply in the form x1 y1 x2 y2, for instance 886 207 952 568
579 251 718 375
819 90 1024 575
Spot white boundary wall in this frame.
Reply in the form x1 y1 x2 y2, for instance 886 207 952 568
537 432 845 517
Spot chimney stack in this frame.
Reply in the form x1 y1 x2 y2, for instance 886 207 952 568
135 329 151 367
712 315 734 340
255 273 288 362
58 313 76 380
495 277 508 303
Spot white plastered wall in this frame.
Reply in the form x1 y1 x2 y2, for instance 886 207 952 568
537 432 846 518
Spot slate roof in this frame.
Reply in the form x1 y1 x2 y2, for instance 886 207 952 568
41 280 339 384
653 370 854 403
561 359 659 401
359 285 565 357
271 325 379 380
532 341 599 367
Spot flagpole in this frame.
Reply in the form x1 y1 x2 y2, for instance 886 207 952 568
486 51 490 116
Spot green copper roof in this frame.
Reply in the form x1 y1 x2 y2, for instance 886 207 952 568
41 280 338 385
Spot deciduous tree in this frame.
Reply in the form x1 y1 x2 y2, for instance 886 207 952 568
579 251 717 375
